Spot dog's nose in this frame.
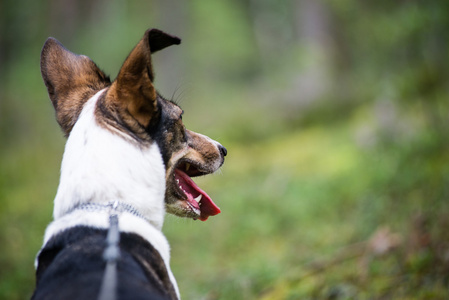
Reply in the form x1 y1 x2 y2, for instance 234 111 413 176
219 145 227 157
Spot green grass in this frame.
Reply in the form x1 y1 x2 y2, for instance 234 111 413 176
2 100 449 299
162 110 449 299
1 95 448 299
2 1 449 298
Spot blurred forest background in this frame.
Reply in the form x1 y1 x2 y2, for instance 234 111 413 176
1 0 449 299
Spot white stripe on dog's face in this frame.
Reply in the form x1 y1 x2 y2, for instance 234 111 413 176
53 90 167 229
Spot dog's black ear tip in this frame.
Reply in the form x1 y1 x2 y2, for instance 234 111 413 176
146 28 182 53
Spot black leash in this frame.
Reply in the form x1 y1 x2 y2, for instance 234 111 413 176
98 201 121 300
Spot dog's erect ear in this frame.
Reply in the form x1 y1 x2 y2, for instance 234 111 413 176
41 38 111 135
106 29 181 128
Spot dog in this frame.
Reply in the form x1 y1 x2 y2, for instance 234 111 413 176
31 28 227 300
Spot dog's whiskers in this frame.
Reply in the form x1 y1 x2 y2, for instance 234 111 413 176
170 83 192 105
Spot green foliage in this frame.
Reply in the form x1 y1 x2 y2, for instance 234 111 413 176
1 0 449 299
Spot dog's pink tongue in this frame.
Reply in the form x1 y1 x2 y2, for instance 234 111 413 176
174 169 221 221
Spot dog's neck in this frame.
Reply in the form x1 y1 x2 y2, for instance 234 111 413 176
53 90 166 230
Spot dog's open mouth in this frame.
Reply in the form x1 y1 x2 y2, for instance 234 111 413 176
172 162 221 221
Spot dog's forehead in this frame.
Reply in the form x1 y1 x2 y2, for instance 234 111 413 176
161 98 183 117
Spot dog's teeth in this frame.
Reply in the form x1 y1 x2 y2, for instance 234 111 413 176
185 163 190 172
194 195 202 203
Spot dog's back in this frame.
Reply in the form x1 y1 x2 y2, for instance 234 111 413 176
33 227 176 300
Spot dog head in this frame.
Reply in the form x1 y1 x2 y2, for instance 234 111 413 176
41 29 226 221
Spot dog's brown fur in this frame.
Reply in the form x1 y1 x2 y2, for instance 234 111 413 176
41 38 111 136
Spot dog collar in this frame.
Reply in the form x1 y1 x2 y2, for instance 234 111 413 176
71 202 147 221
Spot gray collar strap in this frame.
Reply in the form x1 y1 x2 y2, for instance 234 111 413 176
72 202 147 221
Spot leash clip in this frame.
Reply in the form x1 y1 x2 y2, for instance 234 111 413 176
109 200 119 215
98 200 121 300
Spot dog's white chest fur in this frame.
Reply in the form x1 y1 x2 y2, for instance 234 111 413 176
54 90 166 228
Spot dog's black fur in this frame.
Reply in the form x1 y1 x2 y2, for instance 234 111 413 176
32 227 177 300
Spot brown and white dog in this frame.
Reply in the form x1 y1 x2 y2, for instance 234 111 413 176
32 29 226 300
